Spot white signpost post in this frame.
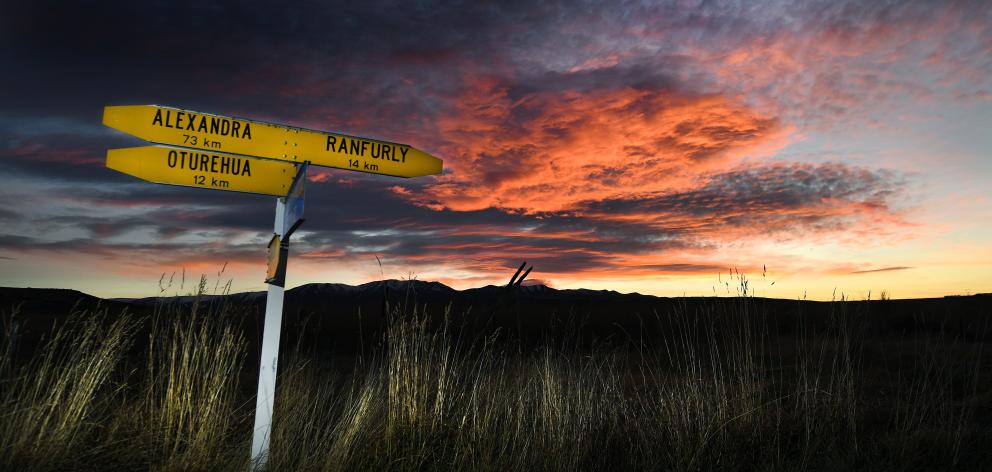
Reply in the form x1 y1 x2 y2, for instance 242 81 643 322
102 105 442 470
251 162 306 468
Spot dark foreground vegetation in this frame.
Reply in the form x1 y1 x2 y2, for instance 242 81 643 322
1 277 990 471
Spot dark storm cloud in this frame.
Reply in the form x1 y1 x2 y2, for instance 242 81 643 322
510 63 686 97
0 0 538 122
0 209 18 223
583 163 906 234
283 180 697 274
0 231 264 266
0 150 129 185
4 0 985 117
0 165 697 275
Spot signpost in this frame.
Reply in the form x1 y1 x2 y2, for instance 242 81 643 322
103 105 442 178
102 105 442 470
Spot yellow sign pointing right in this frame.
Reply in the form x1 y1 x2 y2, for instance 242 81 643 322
106 145 298 196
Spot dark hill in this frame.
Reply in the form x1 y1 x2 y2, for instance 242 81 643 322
2 281 991 358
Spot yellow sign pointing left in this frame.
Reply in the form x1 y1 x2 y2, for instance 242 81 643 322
106 145 298 196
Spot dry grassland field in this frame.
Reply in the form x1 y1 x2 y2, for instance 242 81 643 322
1 277 990 471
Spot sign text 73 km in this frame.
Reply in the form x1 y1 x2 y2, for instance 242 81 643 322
103 105 443 178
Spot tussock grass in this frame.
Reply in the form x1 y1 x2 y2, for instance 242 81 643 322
1 279 989 471
0 306 137 471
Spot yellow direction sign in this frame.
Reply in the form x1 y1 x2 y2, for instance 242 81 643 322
103 105 443 178
106 145 298 196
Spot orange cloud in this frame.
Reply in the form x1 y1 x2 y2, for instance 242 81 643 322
410 76 787 214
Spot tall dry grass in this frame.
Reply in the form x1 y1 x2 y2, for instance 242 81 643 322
0 306 137 471
0 276 988 471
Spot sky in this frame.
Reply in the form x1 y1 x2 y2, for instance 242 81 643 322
1 0 990 300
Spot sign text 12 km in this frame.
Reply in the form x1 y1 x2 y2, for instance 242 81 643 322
107 145 298 196
103 105 442 178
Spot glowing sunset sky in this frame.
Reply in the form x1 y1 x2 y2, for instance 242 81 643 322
1 1 990 299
